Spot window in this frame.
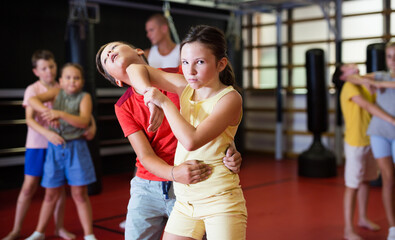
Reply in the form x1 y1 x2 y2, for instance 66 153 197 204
243 0 387 90
241 0 389 157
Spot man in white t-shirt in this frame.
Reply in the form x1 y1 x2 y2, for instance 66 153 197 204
144 13 180 68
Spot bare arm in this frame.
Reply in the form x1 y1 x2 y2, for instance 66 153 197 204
25 105 64 145
126 64 186 95
345 73 375 86
145 88 243 151
125 64 185 132
41 93 92 129
352 95 395 125
345 73 378 95
127 130 211 184
28 88 60 113
374 81 395 89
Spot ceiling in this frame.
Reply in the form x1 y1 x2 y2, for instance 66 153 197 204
164 0 334 13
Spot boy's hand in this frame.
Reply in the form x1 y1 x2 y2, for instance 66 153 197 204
45 130 64 145
83 116 97 140
172 160 212 184
48 119 60 129
42 109 61 121
147 102 164 132
83 124 96 140
223 146 242 174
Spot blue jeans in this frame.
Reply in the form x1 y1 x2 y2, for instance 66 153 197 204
125 176 175 240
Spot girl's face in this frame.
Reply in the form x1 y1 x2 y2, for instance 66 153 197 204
60 66 84 95
386 46 395 72
181 42 226 90
100 42 145 83
33 59 57 86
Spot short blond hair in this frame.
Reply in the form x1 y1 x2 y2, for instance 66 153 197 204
147 13 168 27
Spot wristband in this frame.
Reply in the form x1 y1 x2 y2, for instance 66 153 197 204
171 166 176 182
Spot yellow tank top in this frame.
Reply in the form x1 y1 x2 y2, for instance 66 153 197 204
174 85 242 202
340 82 375 146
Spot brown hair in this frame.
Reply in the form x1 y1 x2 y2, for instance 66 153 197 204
31 49 55 68
95 41 148 87
61 63 84 80
96 43 117 86
181 25 240 92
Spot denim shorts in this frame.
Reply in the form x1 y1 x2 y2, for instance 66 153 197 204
41 139 96 188
370 135 395 160
125 176 175 240
24 148 47 177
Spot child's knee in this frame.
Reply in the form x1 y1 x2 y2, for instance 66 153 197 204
44 190 61 203
71 187 88 203
21 178 39 197
72 193 88 203
20 185 38 198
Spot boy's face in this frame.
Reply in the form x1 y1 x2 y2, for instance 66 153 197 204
145 19 166 45
386 46 395 72
59 66 84 95
33 59 57 86
100 42 146 84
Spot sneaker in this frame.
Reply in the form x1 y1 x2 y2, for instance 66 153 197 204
119 220 126 229
388 226 395 240
84 234 97 240
25 231 45 240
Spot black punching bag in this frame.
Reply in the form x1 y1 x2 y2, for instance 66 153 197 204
367 43 386 73
298 49 337 178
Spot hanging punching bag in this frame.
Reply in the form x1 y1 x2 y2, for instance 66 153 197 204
367 43 386 73
298 49 337 178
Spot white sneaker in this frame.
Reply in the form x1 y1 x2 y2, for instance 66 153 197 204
84 234 97 240
388 227 395 240
119 220 126 229
25 231 45 240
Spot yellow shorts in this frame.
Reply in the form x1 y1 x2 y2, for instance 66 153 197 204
165 188 247 240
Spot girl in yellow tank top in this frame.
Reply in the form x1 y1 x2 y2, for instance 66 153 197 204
127 25 247 240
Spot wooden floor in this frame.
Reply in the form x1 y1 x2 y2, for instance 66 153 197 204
0 154 390 240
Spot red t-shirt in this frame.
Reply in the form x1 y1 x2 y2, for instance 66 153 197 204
114 66 182 181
